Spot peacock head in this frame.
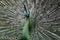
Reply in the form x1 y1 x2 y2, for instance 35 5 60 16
23 11 29 18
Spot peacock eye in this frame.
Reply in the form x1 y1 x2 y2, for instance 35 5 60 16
4 6 8 10
12 5 17 10
36 3 39 9
27 4 32 9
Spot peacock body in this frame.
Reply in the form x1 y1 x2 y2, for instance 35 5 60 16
0 0 60 40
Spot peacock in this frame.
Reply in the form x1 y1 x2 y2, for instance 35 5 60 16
0 0 60 40
20 4 35 40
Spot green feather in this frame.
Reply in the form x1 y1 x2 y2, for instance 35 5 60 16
22 19 30 40
29 18 35 32
22 18 35 40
